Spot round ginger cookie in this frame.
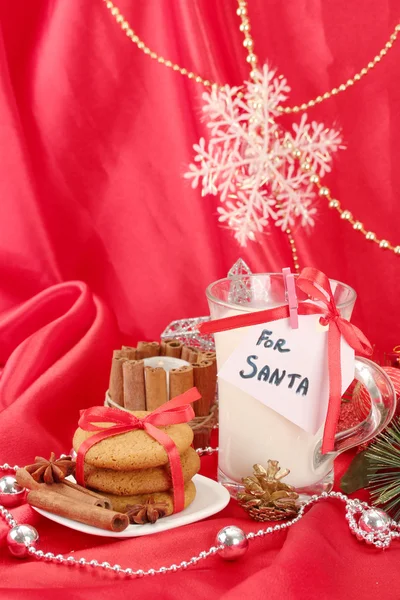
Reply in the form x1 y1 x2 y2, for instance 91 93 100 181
73 411 194 470
84 447 200 495
101 480 196 515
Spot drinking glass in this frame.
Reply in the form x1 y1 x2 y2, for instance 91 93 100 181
206 274 396 498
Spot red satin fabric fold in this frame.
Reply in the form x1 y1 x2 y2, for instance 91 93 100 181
76 389 199 513
0 1 399 598
0 281 120 462
201 267 372 452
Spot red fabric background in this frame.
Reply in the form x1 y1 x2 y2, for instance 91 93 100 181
0 1 400 598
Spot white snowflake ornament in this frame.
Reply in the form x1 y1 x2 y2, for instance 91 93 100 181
185 65 344 246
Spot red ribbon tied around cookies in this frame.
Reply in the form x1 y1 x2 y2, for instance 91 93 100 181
76 388 199 513
200 267 372 454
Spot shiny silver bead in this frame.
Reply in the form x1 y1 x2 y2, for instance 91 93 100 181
66 556 75 565
7 525 39 558
0 476 25 507
36 550 44 558
89 559 98 567
78 558 86 566
148 568 156 576
44 552 54 561
113 564 121 572
159 567 167 574
169 564 178 571
216 525 249 561
180 561 188 569
359 508 391 533
125 568 133 576
136 569 144 577
55 554 64 563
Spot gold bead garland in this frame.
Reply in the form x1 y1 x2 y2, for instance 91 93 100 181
103 0 400 260
302 166 400 255
274 199 300 273
103 0 399 115
104 0 219 91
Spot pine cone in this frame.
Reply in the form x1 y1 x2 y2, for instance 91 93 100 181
25 453 76 484
237 460 299 521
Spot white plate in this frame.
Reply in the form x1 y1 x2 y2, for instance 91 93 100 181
32 474 230 538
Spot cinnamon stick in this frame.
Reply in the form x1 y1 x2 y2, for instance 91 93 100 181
160 340 167 356
145 366 168 411
198 351 216 363
120 346 137 360
164 340 183 358
169 365 194 400
15 469 112 509
188 349 199 363
137 341 160 358
54 480 112 509
109 357 126 406
197 352 217 403
193 429 212 450
15 468 40 490
27 489 129 532
192 361 215 416
123 359 146 410
181 345 198 362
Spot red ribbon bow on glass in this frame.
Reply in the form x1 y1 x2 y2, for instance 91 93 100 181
200 267 372 454
76 388 200 513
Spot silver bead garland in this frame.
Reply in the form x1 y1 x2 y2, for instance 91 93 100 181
1 458 399 577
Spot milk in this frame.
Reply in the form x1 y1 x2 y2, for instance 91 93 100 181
215 317 335 491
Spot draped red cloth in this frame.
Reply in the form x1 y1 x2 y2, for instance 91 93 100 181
0 1 400 598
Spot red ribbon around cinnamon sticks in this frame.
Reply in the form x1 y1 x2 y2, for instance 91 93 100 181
76 388 200 514
200 267 372 454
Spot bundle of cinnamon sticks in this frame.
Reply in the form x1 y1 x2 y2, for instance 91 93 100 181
17 467 129 532
108 341 217 448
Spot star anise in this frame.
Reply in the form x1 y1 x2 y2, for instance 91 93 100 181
125 497 169 525
237 460 299 521
25 452 76 484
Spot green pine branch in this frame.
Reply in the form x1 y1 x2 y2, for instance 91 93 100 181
366 418 400 520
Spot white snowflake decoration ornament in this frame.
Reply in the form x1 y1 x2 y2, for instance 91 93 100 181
184 65 344 246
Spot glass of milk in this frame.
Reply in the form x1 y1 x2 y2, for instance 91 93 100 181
206 274 396 498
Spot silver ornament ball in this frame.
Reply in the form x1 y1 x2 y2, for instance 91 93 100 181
7 525 39 558
216 525 249 560
359 508 391 533
0 476 25 507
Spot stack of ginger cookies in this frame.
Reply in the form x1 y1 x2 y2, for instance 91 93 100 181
72 412 200 522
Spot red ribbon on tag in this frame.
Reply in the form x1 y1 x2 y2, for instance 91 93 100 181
200 267 372 454
76 388 199 513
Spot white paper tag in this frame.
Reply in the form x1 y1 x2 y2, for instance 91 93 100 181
217 314 355 434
